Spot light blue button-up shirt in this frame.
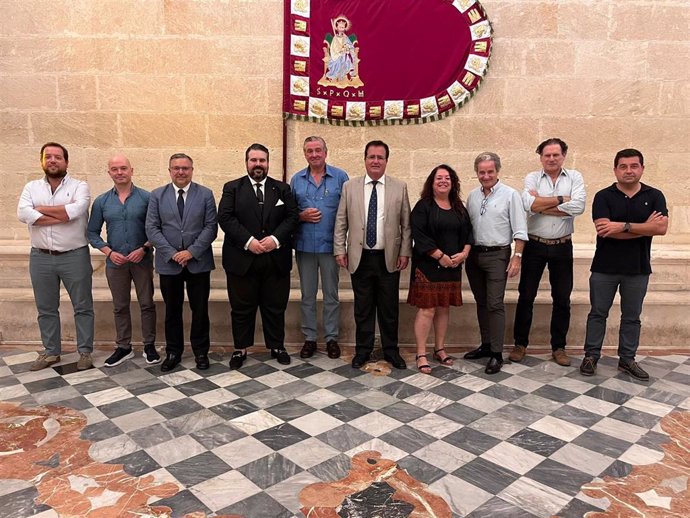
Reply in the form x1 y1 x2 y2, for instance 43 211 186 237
88 185 152 267
467 180 528 246
290 164 349 253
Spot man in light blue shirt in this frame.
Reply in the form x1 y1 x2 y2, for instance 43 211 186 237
88 155 159 367
464 152 528 375
290 136 349 359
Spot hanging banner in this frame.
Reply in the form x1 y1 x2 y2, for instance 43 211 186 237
283 0 493 126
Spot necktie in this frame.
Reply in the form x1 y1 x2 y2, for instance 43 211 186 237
177 189 184 219
366 180 378 248
256 183 264 204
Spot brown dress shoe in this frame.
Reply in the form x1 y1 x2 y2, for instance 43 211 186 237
326 340 341 359
552 348 572 366
300 340 317 358
509 345 526 362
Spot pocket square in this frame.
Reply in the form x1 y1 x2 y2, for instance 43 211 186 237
275 199 285 206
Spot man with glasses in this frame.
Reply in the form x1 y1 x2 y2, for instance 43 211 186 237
290 136 349 360
464 152 528 374
146 153 218 372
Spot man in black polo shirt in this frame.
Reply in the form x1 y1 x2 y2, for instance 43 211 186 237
580 149 668 380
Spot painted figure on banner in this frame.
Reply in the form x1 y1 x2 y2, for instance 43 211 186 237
319 16 364 88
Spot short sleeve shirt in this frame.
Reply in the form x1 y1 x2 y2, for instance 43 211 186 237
591 183 667 275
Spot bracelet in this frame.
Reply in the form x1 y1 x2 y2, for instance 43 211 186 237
107 250 113 258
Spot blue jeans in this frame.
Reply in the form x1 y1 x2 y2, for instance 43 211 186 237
584 272 649 361
295 251 340 342
29 247 94 355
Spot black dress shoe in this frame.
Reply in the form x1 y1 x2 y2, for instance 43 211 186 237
229 350 247 370
195 354 210 370
464 346 492 360
300 340 317 359
384 352 407 370
161 353 181 372
485 356 503 375
326 340 341 359
271 348 291 365
351 353 370 369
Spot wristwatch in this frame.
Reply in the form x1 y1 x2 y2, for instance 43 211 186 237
623 222 631 233
514 252 523 258
557 195 564 204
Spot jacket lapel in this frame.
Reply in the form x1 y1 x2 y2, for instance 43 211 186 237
242 177 263 223
182 183 198 226
262 178 277 225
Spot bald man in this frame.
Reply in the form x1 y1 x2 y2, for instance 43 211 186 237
88 155 159 367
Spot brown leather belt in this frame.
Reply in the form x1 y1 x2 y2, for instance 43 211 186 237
528 234 572 245
33 246 85 256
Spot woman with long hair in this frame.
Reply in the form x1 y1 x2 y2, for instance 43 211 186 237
408 165 473 373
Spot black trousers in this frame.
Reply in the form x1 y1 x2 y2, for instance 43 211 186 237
513 239 573 349
159 269 210 357
465 248 510 354
227 254 290 350
351 251 401 356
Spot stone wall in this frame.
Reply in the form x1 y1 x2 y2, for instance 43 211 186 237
2 0 688 244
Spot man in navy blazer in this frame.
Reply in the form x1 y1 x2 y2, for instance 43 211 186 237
146 153 218 371
218 143 299 370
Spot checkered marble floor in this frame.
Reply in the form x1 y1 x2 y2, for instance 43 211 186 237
1 347 689 517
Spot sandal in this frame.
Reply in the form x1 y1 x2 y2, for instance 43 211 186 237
433 348 454 366
416 354 432 375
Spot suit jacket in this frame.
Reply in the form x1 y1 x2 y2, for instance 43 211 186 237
333 175 412 274
145 182 218 275
218 176 299 276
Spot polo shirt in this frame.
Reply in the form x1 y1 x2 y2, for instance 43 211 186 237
591 183 667 275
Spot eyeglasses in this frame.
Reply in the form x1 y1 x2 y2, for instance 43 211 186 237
480 197 489 215
170 166 192 173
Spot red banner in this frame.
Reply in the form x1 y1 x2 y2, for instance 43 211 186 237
283 0 493 126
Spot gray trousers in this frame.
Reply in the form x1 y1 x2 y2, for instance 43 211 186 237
295 251 340 342
29 246 94 355
584 272 649 361
466 248 510 353
105 262 156 349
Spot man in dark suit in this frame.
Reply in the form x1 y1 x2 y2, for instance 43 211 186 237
146 153 218 372
218 143 299 370
334 140 412 370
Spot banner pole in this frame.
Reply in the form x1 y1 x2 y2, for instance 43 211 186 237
282 117 288 183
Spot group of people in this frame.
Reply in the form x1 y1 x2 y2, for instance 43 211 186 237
17 137 667 382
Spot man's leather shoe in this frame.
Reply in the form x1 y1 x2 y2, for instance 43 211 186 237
351 353 370 369
195 354 210 370
271 348 291 365
326 340 341 359
384 352 407 370
161 353 181 372
552 348 572 367
229 350 247 370
464 346 492 360
300 340 317 359
485 356 503 375
509 345 526 362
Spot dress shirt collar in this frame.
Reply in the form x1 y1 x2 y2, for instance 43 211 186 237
481 179 500 196
248 176 267 189
172 182 191 194
539 168 568 179
110 183 135 196
42 173 71 187
365 173 385 186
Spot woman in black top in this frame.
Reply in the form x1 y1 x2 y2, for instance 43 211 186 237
408 165 473 373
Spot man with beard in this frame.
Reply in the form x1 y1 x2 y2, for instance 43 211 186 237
18 142 95 371
146 153 218 372
88 155 159 367
218 143 299 370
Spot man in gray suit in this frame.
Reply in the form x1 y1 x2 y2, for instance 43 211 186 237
146 153 218 371
334 140 412 370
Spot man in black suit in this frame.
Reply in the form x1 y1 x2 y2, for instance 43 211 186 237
218 144 299 370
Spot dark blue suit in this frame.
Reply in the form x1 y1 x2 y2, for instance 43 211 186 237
146 182 217 356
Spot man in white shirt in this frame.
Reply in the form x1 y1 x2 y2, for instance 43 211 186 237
17 142 94 371
510 138 586 367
